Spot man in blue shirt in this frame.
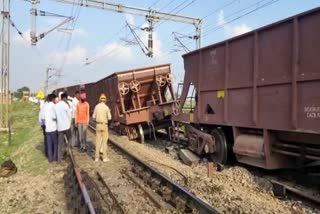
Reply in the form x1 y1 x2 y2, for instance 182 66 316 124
55 93 72 162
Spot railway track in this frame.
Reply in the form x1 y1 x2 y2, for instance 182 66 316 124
63 146 96 213
63 123 219 214
64 137 159 213
64 122 319 213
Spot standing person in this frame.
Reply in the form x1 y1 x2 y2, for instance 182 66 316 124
39 96 48 157
42 94 58 162
75 92 90 152
55 93 72 163
93 93 112 162
71 91 80 147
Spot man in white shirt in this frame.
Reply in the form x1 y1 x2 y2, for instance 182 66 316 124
42 94 58 162
71 91 80 147
55 93 72 162
39 99 45 110
38 97 48 157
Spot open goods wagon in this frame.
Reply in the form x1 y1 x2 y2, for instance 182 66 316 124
174 7 320 169
55 84 86 97
85 64 179 143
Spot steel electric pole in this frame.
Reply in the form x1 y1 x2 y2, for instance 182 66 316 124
0 0 10 131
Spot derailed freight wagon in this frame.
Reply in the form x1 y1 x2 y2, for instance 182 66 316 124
87 64 179 143
174 7 320 169
55 84 86 97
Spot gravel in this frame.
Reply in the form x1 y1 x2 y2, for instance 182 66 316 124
109 133 319 214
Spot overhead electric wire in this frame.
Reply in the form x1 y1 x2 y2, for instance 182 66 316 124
202 0 238 19
52 0 77 51
9 18 44 57
166 0 238 37
158 0 178 11
149 0 161 8
167 0 269 47
156 0 238 55
126 22 149 55
54 0 82 86
203 0 275 30
81 0 160 67
161 0 280 56
202 0 280 37
154 0 197 29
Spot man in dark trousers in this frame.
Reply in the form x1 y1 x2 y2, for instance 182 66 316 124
55 93 72 162
41 94 58 162
39 96 48 157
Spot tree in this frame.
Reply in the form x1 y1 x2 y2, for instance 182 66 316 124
14 86 30 99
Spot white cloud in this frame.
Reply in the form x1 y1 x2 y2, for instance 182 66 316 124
12 27 87 47
93 21 164 63
226 24 252 37
71 28 88 38
12 29 32 46
217 10 226 26
46 46 88 66
139 23 164 58
125 14 135 26
142 32 164 58
95 42 133 61
217 10 252 38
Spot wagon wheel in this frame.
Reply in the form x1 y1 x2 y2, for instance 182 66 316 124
129 80 141 93
156 75 166 87
137 124 145 144
210 128 228 164
166 73 174 85
118 82 130 95
173 101 181 115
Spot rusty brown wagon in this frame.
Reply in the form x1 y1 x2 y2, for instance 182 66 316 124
174 7 320 169
86 64 179 143
55 84 86 97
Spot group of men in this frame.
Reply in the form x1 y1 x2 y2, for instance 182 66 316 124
39 91 112 163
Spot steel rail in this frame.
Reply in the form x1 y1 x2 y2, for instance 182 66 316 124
271 179 320 206
88 123 219 214
67 146 96 214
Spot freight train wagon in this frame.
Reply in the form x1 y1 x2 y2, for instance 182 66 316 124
55 65 179 142
83 64 179 143
55 84 86 97
174 7 320 169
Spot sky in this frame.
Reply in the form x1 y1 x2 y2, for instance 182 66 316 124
4 0 320 92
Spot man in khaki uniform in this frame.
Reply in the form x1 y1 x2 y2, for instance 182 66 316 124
93 93 112 162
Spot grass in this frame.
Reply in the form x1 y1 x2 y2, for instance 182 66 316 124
0 102 49 175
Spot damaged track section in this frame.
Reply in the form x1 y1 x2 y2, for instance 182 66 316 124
89 124 219 214
64 147 96 214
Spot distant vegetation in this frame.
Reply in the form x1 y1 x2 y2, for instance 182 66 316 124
13 86 30 99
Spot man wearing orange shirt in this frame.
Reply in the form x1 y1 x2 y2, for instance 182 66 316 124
75 92 90 152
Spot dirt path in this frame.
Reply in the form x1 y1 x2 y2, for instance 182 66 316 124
0 124 68 213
